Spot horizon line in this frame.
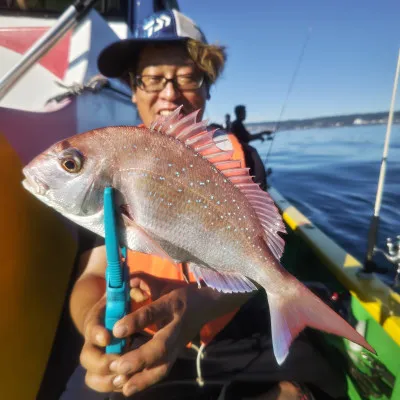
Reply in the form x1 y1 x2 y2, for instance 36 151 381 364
245 109 399 125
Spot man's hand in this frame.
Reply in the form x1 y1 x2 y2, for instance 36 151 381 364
109 283 207 397
79 295 123 392
79 271 252 396
109 273 253 397
261 130 273 139
79 273 192 394
129 272 187 302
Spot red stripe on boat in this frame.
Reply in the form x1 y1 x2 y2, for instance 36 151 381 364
0 101 77 165
0 27 71 79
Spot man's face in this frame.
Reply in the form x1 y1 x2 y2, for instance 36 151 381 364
132 44 208 127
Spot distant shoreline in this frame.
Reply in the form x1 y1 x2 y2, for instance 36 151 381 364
246 110 400 132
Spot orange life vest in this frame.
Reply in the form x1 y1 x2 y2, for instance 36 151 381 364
127 128 246 345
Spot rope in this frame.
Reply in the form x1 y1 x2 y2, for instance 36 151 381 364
190 342 207 387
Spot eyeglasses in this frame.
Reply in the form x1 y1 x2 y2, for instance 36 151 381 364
130 73 204 93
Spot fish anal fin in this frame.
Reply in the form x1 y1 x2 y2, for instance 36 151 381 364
121 214 177 266
188 263 257 294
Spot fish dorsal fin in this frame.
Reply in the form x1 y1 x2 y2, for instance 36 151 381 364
151 109 287 260
167 110 200 136
214 160 242 170
239 183 287 260
176 119 206 140
150 105 183 132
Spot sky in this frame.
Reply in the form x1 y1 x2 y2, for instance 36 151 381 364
178 0 400 124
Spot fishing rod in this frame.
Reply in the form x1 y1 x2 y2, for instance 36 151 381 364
361 49 400 275
263 26 312 169
0 0 99 101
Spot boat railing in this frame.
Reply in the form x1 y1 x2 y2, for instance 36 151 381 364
374 236 400 288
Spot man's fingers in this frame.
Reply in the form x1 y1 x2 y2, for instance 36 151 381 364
85 371 117 393
112 374 129 390
82 296 113 347
111 324 177 376
83 296 107 341
113 301 170 338
130 275 162 300
122 363 170 397
130 276 151 293
85 323 111 347
85 295 106 322
130 287 150 303
80 342 119 375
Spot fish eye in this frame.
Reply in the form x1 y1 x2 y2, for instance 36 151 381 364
59 149 83 173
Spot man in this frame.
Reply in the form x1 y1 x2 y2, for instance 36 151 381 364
62 9 348 400
224 113 231 131
231 105 272 190
231 105 272 144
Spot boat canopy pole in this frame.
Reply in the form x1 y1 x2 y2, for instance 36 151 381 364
0 0 99 101
362 49 400 274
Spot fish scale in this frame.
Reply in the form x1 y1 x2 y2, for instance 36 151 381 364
22 106 375 365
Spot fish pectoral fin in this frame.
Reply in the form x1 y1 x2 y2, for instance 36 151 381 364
121 214 176 265
188 263 257 293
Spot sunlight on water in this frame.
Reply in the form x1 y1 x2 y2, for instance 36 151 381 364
257 124 400 284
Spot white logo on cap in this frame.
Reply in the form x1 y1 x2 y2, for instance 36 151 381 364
143 14 171 37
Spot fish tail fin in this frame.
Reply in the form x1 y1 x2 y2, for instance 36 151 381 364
264 275 375 365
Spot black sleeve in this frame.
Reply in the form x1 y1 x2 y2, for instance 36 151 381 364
76 226 105 257
231 120 251 144
241 143 268 190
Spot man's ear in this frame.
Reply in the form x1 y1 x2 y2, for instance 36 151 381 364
132 92 137 104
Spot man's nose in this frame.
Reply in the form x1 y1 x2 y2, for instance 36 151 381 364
159 81 180 101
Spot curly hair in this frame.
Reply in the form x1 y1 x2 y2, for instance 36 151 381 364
186 39 226 85
128 39 226 89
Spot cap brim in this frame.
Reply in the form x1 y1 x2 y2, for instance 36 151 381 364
98 37 187 78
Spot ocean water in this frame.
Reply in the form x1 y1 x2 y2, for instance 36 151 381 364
256 124 400 285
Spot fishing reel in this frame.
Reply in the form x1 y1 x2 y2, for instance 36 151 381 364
374 235 400 288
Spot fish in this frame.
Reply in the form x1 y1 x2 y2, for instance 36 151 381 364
22 107 374 364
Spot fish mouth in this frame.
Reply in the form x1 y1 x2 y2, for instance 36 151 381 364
22 169 49 196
